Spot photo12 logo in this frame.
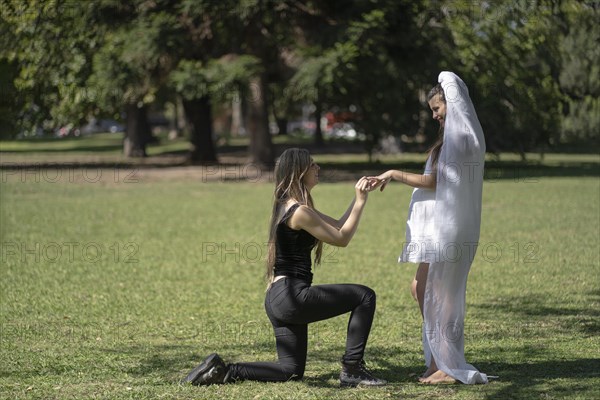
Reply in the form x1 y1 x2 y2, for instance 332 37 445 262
1 164 140 184
401 241 540 264
200 241 338 264
200 164 272 183
1 241 140 264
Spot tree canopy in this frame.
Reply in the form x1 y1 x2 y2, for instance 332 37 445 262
1 0 597 159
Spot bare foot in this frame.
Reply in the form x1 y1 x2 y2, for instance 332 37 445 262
419 370 457 384
418 366 438 381
419 358 439 381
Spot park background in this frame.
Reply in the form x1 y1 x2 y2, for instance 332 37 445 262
1 1 598 399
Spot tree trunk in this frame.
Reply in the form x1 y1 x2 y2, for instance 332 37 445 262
182 96 218 164
271 89 287 136
231 93 243 136
169 96 186 138
314 99 324 146
124 103 151 157
275 117 287 136
247 75 273 166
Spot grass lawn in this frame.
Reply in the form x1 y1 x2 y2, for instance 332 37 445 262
0 150 599 399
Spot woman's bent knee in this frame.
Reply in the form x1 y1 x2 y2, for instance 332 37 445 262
361 285 376 304
281 364 305 381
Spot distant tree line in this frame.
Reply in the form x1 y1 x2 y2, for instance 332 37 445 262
1 0 598 163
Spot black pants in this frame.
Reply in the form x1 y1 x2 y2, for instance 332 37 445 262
228 277 376 382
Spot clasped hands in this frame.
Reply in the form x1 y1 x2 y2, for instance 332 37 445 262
355 173 391 195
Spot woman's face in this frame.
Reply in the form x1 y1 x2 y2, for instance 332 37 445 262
428 94 446 128
302 158 320 190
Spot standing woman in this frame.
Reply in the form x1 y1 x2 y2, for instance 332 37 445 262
372 71 488 384
182 148 386 388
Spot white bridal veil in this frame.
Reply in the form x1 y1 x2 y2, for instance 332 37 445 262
423 71 488 384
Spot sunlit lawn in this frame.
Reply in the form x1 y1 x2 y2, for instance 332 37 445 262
1 155 598 399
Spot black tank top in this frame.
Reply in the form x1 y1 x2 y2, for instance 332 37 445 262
274 203 317 283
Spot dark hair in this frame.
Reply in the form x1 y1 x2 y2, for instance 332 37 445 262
427 83 445 103
265 148 322 289
426 83 446 169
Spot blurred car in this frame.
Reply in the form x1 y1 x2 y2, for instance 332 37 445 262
80 118 125 135
287 120 317 135
326 122 357 139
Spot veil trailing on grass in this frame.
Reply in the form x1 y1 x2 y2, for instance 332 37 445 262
423 71 488 384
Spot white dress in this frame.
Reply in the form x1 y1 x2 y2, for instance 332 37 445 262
399 72 488 384
399 157 436 263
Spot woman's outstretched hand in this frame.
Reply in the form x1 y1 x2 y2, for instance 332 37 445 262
366 173 391 192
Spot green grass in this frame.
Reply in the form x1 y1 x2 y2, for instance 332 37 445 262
1 161 599 399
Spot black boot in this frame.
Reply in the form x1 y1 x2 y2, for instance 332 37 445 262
181 353 231 386
340 359 387 387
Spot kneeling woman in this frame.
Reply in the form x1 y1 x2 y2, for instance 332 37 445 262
182 148 386 388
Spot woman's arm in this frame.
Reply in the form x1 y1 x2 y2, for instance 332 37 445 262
373 170 436 190
313 199 355 229
288 178 370 247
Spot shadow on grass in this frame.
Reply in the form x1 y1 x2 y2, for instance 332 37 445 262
106 342 211 385
482 160 600 180
299 344 425 387
114 339 599 398
472 291 600 336
111 336 419 388
477 358 600 400
1 159 598 183
2 140 598 179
